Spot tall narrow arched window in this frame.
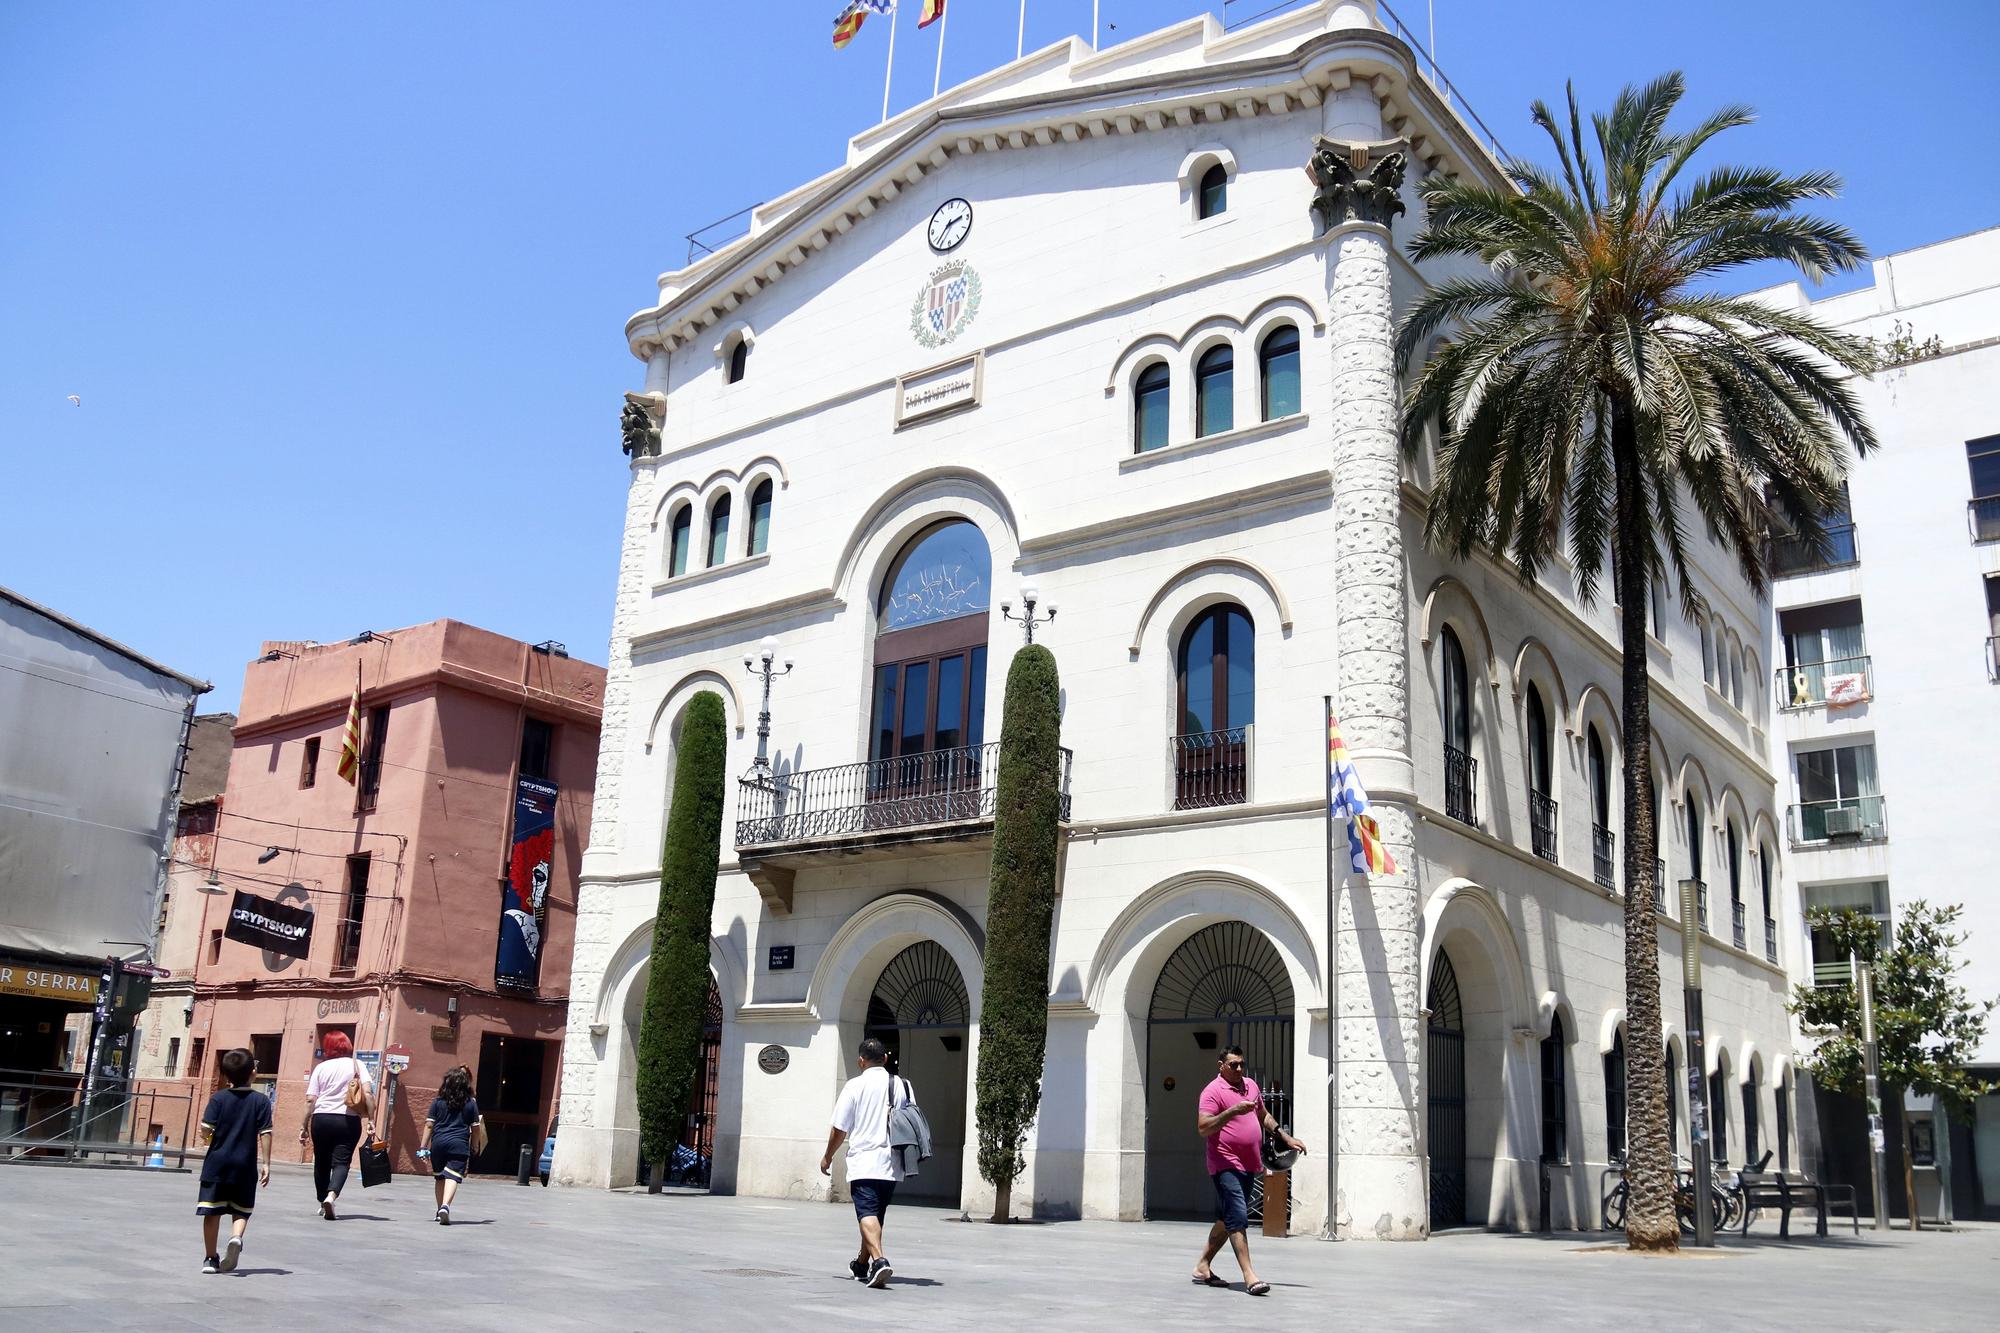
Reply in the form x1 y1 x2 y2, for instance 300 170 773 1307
1133 361 1170 453
1540 1013 1568 1164
1709 1065 1729 1164
727 338 748 384
667 504 693 579
1759 841 1776 960
1259 325 1300 421
706 493 732 568
1197 162 1228 218
1440 627 1474 824
1195 344 1233 438
1728 640 1744 706
1742 1070 1761 1165
1527 685 1556 861
1727 822 1744 947
1604 1030 1627 1161
747 478 774 557
1173 603 1254 808
1701 617 1716 685
1776 1074 1792 1171
1686 794 1706 926
1665 1048 1681 1154
870 520 991 782
1588 725 1613 887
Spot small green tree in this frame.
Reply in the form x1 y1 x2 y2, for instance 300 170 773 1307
974 644 1062 1221
635 691 728 1192
1790 901 1997 1117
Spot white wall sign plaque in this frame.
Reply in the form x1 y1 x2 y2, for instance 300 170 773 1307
896 352 983 427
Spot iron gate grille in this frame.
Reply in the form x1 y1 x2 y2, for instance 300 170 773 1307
1427 951 1467 1230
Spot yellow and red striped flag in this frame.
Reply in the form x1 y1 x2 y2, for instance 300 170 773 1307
918 0 945 28
1328 705 1397 876
335 663 363 783
833 0 891 48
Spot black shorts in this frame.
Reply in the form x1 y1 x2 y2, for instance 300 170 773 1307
1212 1169 1253 1234
851 1178 896 1220
197 1171 258 1217
433 1156 469 1181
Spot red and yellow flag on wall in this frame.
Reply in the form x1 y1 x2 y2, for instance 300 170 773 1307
335 663 363 784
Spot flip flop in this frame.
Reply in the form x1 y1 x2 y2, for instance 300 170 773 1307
1246 1282 1271 1297
1192 1274 1229 1288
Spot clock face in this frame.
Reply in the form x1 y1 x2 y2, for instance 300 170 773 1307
927 197 973 252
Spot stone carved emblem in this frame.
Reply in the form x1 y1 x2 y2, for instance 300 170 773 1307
910 259 983 349
1307 137 1409 232
620 392 663 458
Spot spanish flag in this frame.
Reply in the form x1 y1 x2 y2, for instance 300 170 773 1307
1327 705 1397 876
918 0 945 28
335 663 363 784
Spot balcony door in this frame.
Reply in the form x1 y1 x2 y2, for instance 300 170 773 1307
868 521 990 809
1794 743 1881 840
1173 604 1253 808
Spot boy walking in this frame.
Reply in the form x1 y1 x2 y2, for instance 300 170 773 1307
196 1048 273 1274
819 1037 904 1290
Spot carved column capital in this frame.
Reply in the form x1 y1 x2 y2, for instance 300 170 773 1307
1307 137 1409 233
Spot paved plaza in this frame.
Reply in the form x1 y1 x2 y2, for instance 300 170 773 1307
1 1163 1993 1331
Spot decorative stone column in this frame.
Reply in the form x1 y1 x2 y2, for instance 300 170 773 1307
1310 137 1427 1239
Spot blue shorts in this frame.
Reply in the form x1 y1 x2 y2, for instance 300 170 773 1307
433 1157 468 1181
1212 1169 1253 1233
851 1178 896 1221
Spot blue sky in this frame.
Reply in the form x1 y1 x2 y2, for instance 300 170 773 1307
5 1 1996 712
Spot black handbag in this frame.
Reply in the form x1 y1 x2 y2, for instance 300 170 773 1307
358 1138 393 1187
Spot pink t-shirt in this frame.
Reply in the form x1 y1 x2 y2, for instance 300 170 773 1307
1199 1074 1264 1175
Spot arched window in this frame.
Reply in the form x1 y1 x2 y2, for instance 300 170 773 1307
1685 795 1704 882
1728 640 1744 706
1776 1074 1792 1171
870 520 991 777
1441 627 1474 824
1727 822 1743 946
667 504 693 579
1540 1013 1568 1164
1700 617 1716 685
1133 361 1170 453
1742 1070 1761 1165
1173 604 1253 808
1197 162 1228 219
1527 684 1556 861
1604 1030 1627 1161
1588 726 1613 887
706 493 732 568
1259 325 1300 421
1709 1065 1729 1165
748 478 774 557
1665 1047 1681 1154
1759 841 1775 959
727 338 748 384
1195 344 1233 438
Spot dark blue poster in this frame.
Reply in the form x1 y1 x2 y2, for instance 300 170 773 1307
496 776 557 991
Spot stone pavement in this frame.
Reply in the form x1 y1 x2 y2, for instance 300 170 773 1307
1 1162 1992 1331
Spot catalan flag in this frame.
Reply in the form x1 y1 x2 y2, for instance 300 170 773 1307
335 663 363 784
833 0 893 48
918 0 945 28
1328 705 1397 876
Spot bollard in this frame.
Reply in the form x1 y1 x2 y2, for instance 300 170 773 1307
517 1142 534 1186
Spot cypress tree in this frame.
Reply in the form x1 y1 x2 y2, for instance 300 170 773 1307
635 690 728 1192
974 644 1062 1220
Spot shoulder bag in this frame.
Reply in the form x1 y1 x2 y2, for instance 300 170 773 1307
343 1060 374 1117
886 1075 934 1177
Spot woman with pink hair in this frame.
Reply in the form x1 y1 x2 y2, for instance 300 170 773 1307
299 1031 374 1218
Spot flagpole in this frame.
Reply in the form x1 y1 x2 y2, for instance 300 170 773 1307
1323 695 1341 1241
1093 0 1100 48
882 0 899 122
932 1 948 98
1017 0 1025 58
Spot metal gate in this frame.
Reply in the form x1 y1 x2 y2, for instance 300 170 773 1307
865 940 970 1206
1147 922 1296 1221
1427 950 1467 1230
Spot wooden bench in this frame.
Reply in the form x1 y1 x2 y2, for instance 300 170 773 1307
1738 1169 1860 1237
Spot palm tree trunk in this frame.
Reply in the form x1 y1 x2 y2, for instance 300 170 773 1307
1611 401 1679 1251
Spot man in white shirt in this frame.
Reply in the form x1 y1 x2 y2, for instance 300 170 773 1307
820 1037 904 1289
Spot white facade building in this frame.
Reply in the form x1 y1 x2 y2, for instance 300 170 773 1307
554 1 1797 1235
1758 226 2000 1220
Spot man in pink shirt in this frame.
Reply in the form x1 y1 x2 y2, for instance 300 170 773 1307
1191 1045 1305 1296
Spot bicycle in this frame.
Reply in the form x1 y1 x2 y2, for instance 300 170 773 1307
1601 1154 1727 1235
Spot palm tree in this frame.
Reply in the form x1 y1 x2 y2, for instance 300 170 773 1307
1396 74 1877 1249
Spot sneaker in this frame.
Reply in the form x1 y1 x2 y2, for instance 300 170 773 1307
219 1236 242 1272
321 1197 335 1220
864 1257 893 1289
201 1256 220 1275
848 1258 868 1282
437 1206 450 1226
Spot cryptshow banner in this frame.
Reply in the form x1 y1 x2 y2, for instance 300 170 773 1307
496 776 557 991
223 889 314 960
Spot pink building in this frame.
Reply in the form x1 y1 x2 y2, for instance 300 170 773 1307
178 621 602 1172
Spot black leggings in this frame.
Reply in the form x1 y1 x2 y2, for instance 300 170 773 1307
310 1113 363 1200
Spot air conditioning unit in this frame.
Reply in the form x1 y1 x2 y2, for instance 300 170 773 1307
1822 806 1863 838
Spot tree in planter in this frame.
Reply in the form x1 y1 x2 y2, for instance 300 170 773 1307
1790 901 1996 1135
1395 74 1878 1248
635 691 728 1193
974 643 1062 1221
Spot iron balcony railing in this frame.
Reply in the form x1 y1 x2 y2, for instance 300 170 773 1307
1443 744 1477 825
355 755 384 812
1788 794 1888 845
1812 960 1853 988
1592 824 1616 890
1770 523 1859 577
1765 916 1779 963
735 742 1072 847
1776 655 1871 710
1171 726 1250 810
1969 495 2000 543
1696 880 1709 931
1731 900 1747 951
1529 791 1558 862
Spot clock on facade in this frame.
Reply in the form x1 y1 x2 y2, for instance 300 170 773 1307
927 197 973 252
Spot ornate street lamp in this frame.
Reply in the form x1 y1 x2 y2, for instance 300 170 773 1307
1000 583 1057 645
743 635 793 778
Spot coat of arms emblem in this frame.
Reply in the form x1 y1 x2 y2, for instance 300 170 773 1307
910 259 982 348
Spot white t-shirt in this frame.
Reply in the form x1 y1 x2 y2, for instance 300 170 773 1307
303 1056 375 1115
831 1066 912 1183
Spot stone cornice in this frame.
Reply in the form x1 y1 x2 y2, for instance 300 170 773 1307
1017 469 1332 564
231 662 603 742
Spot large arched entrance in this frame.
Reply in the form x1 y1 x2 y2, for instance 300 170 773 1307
1427 950 1468 1230
1144 922 1295 1220
865 940 969 1205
